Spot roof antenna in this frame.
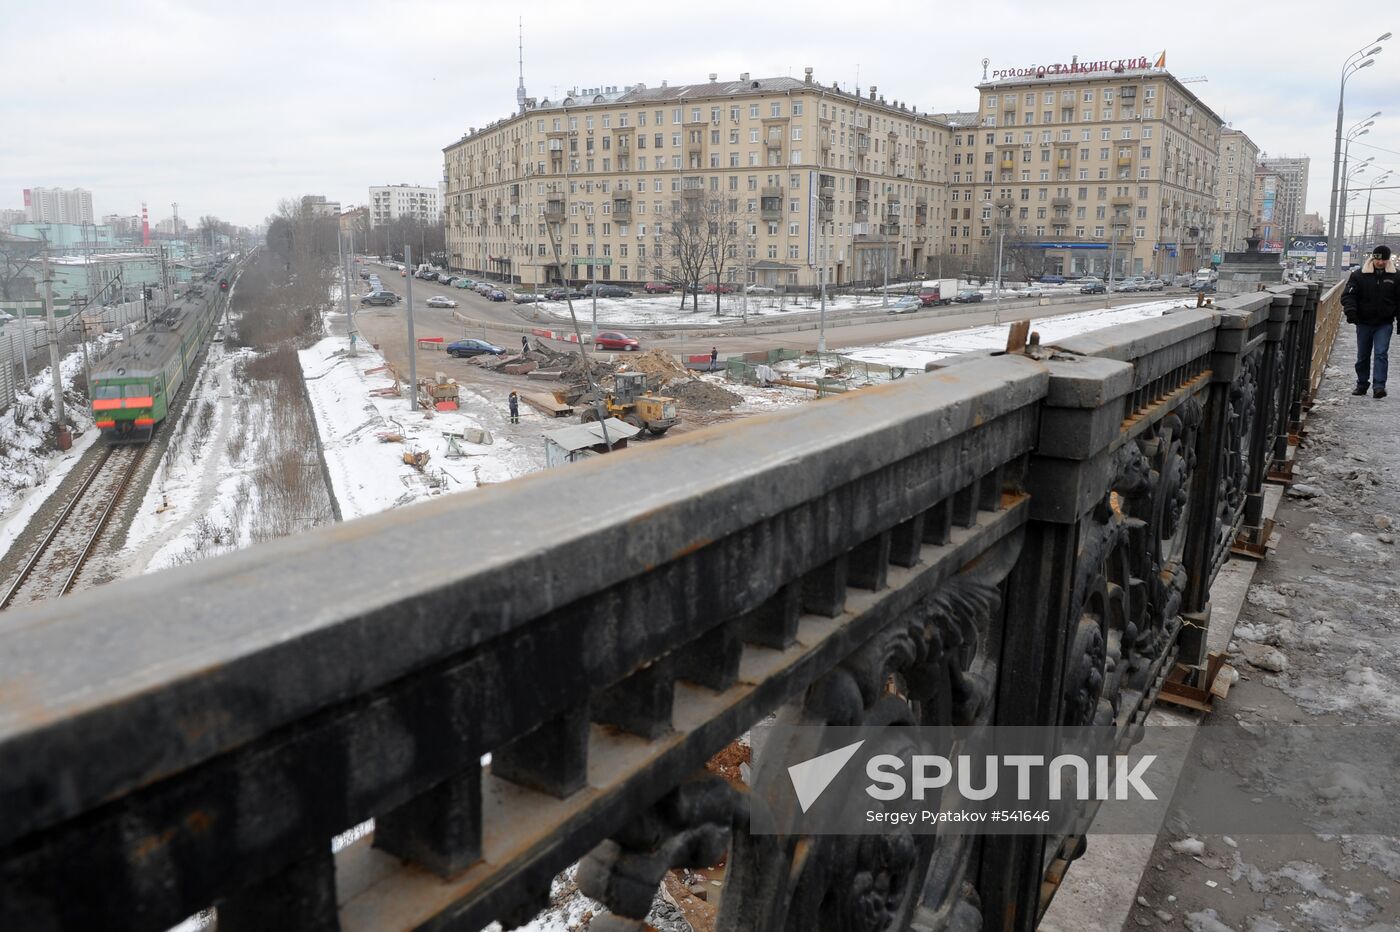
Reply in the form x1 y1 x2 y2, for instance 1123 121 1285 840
516 17 527 113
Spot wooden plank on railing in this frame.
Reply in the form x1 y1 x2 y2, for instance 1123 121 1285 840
1311 282 1345 397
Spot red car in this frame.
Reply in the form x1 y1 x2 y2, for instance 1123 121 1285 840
703 283 735 294
643 281 674 294
595 331 639 352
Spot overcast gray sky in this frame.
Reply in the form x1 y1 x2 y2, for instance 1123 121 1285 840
4 0 1397 231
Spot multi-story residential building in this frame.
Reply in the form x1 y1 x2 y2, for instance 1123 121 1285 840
443 70 951 290
1251 168 1285 249
23 187 94 224
1216 128 1258 255
960 63 1222 279
301 195 341 218
369 184 441 227
1256 156 1309 242
1299 212 1325 235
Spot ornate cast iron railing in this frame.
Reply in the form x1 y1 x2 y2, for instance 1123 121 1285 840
0 284 1328 932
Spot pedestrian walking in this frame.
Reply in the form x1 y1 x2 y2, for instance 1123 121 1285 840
710 345 719 370
1342 244 1400 399
508 391 520 424
521 335 530 355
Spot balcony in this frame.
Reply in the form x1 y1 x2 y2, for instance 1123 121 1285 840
1000 160 1015 170
1117 156 1134 166
544 199 566 222
1052 197 1072 207
611 197 632 222
1057 159 1071 168
1111 196 1132 206
760 196 783 221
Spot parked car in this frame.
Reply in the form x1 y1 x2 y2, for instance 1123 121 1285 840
544 287 586 300
359 291 399 306
437 273 456 284
745 284 777 295
953 289 984 303
513 292 544 304
1143 279 1166 291
487 289 508 301
703 283 735 294
1038 274 1066 284
454 278 475 289
425 295 458 308
643 281 675 294
446 339 505 358
475 283 494 295
358 269 372 280
1079 279 1106 294
583 284 632 297
595 330 640 351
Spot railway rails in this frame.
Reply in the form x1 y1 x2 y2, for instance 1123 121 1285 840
0 442 149 610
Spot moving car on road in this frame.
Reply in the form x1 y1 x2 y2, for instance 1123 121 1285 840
594 331 639 351
1079 278 1106 294
512 292 544 304
447 339 505 358
953 289 984 303
1143 279 1166 291
425 296 458 308
887 295 922 314
360 291 399 306
1038 274 1066 284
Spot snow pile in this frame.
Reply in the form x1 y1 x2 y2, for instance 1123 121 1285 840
0 345 100 556
838 298 1193 369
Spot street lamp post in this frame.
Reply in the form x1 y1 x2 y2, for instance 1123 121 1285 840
1327 36 1388 278
1340 159 1373 263
1362 171 1391 244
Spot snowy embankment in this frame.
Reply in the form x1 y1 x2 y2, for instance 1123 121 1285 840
298 335 539 520
0 343 102 560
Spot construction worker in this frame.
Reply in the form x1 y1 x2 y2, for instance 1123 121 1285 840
521 335 530 355
508 391 520 424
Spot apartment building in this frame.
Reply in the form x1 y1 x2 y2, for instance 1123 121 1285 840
442 70 951 289
1217 128 1259 254
1256 157 1309 243
369 184 441 227
23 187 94 224
959 63 1223 279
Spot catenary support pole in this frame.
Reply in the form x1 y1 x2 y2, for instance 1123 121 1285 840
405 244 417 411
42 250 64 427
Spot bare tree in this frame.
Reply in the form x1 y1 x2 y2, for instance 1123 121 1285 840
703 196 745 315
659 198 712 313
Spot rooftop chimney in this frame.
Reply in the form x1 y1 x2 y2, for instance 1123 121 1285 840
740 72 750 82
804 67 813 84
709 72 717 82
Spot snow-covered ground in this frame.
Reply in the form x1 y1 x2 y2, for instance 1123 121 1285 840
837 298 1195 369
299 329 542 520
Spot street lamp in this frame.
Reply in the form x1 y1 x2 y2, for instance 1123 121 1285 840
809 189 829 353
1340 157 1374 258
1361 170 1392 244
1327 36 1388 277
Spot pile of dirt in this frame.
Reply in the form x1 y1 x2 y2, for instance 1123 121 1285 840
618 348 688 381
667 379 744 412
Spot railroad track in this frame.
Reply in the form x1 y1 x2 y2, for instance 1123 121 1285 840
0 443 148 610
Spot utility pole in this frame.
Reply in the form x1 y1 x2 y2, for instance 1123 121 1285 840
42 249 65 428
339 227 357 355
404 244 417 411
159 246 170 308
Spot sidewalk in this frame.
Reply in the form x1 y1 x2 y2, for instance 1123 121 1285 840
1050 322 1400 931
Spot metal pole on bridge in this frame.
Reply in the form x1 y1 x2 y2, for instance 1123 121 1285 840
404 244 417 411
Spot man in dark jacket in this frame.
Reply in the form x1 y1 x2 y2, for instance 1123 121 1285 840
1342 244 1400 398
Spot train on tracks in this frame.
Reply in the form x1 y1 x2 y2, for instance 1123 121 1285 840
90 264 233 441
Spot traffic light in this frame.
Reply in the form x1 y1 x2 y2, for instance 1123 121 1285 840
219 279 229 291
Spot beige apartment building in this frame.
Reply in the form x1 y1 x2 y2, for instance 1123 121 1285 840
442 71 951 290
1217 127 1259 254
959 63 1223 279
